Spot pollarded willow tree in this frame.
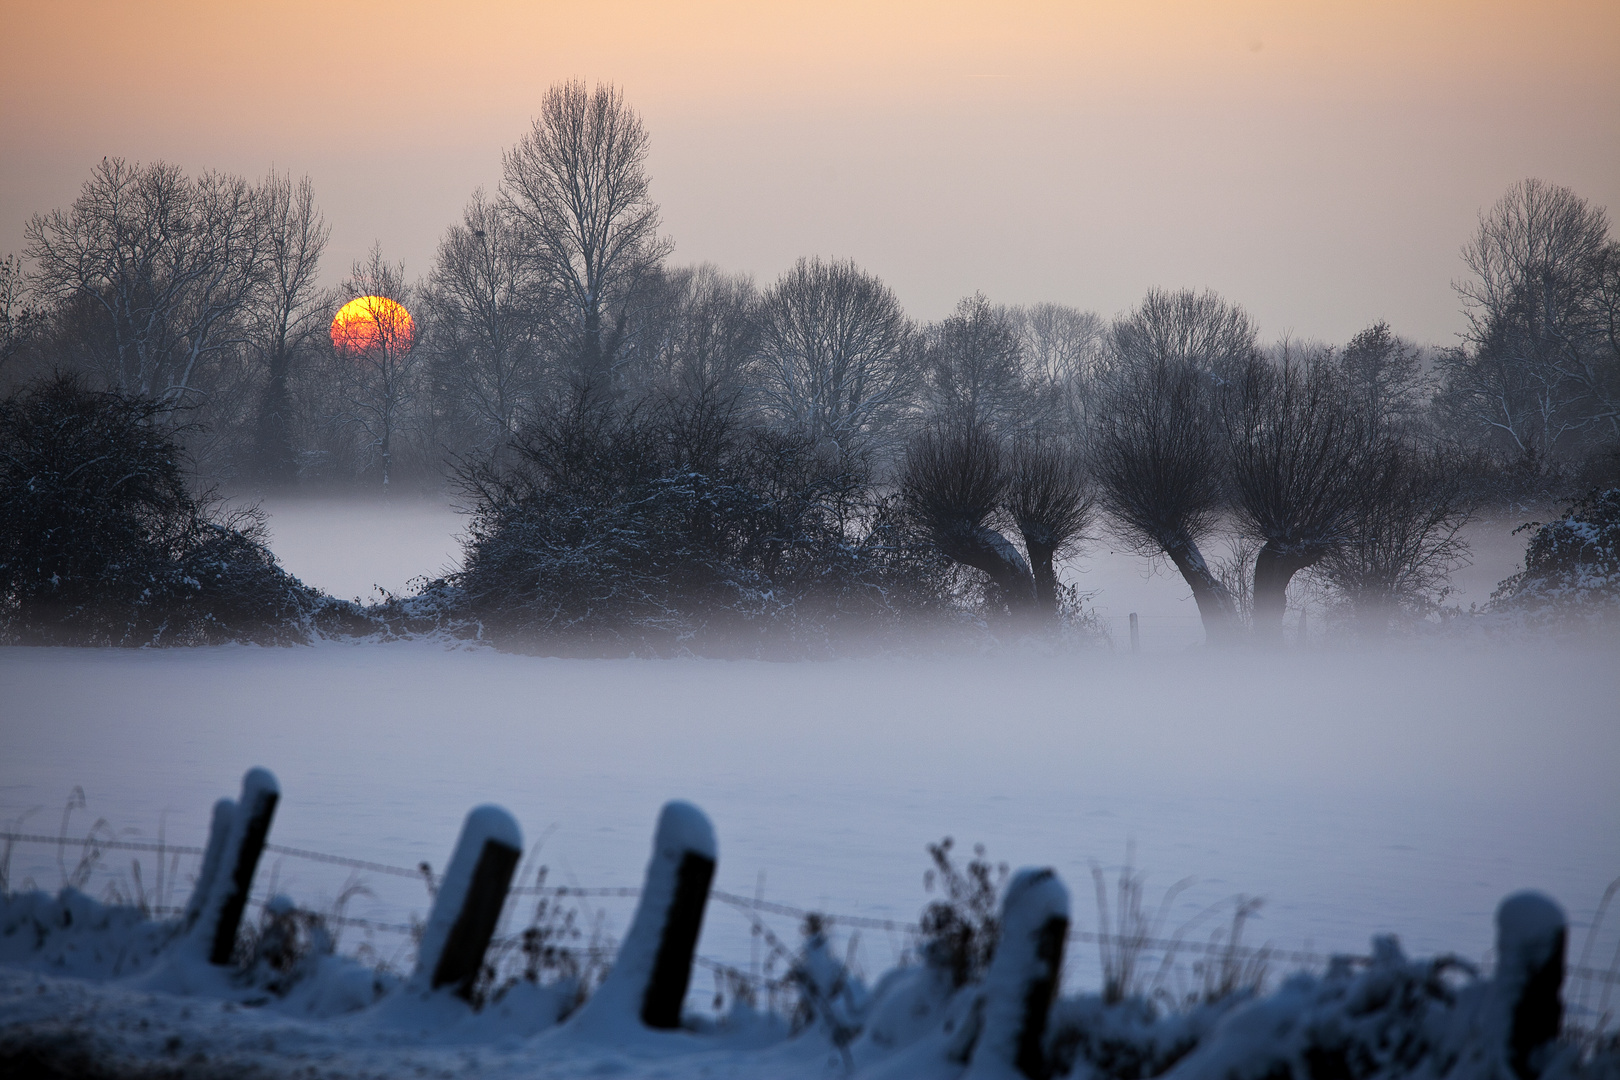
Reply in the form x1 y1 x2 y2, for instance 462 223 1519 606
1090 289 1257 643
1227 346 1370 640
501 81 673 399
902 424 1036 615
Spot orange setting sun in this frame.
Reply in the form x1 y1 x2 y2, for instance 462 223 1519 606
330 295 414 357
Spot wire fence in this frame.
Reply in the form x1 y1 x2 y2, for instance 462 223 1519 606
5 828 1619 994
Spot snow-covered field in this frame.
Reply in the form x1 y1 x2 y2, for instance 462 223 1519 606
3 639 1616 986
2 499 1616 1077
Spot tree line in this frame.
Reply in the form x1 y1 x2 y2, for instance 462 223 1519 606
2 81 1616 648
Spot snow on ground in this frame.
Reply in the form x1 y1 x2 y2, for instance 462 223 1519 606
2 640 1616 1000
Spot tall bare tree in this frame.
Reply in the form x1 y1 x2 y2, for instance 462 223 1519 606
501 81 672 398
0 254 38 383
637 263 759 406
1442 179 1617 467
1002 301 1106 434
1338 321 1430 441
425 189 542 459
24 158 265 402
756 257 917 457
922 293 1031 436
250 172 328 484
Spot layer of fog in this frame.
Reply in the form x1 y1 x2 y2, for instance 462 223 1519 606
253 495 1546 649
3 638 1614 998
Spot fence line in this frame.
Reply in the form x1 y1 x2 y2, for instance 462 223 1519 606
5 829 1618 989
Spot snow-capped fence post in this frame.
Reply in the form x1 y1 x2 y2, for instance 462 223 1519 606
197 768 280 965
965 867 1070 1080
411 805 523 1000
571 801 717 1033
1496 891 1566 1080
181 797 235 931
1129 612 1140 653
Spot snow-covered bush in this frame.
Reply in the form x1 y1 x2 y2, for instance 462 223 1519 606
0 374 361 645
453 394 957 656
1492 488 1620 625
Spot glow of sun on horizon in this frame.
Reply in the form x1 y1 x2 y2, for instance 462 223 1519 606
330 296 414 356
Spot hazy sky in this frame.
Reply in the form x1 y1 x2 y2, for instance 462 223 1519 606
3 0 1617 345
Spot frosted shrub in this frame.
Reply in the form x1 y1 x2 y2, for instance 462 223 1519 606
0 375 359 645
918 838 1009 989
241 894 334 996
454 394 955 657
1493 488 1620 625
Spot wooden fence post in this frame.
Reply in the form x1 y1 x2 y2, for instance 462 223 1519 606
411 805 523 1000
1496 891 1566 1079
1129 612 1140 653
193 768 279 966
182 797 235 931
571 801 717 1033
966 867 1070 1080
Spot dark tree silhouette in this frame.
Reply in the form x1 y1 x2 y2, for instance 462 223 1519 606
1004 438 1092 617
902 425 1036 616
1228 350 1369 640
501 81 672 397
1090 290 1255 642
756 257 917 457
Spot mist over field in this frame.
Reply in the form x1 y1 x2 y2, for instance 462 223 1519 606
4 624 1617 993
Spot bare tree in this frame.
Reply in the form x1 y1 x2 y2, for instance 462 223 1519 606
1111 288 1258 381
1338 321 1430 441
1090 290 1256 643
330 246 420 489
756 257 917 458
24 158 265 402
1442 179 1617 467
0 254 39 383
1004 302 1106 385
1002 301 1106 434
1004 437 1092 616
1228 346 1369 640
638 263 760 406
1313 440 1473 634
425 189 542 460
902 425 1035 615
922 293 1031 436
501 81 673 397
249 172 329 484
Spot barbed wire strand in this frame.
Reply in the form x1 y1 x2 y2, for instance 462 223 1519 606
6 830 1616 987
